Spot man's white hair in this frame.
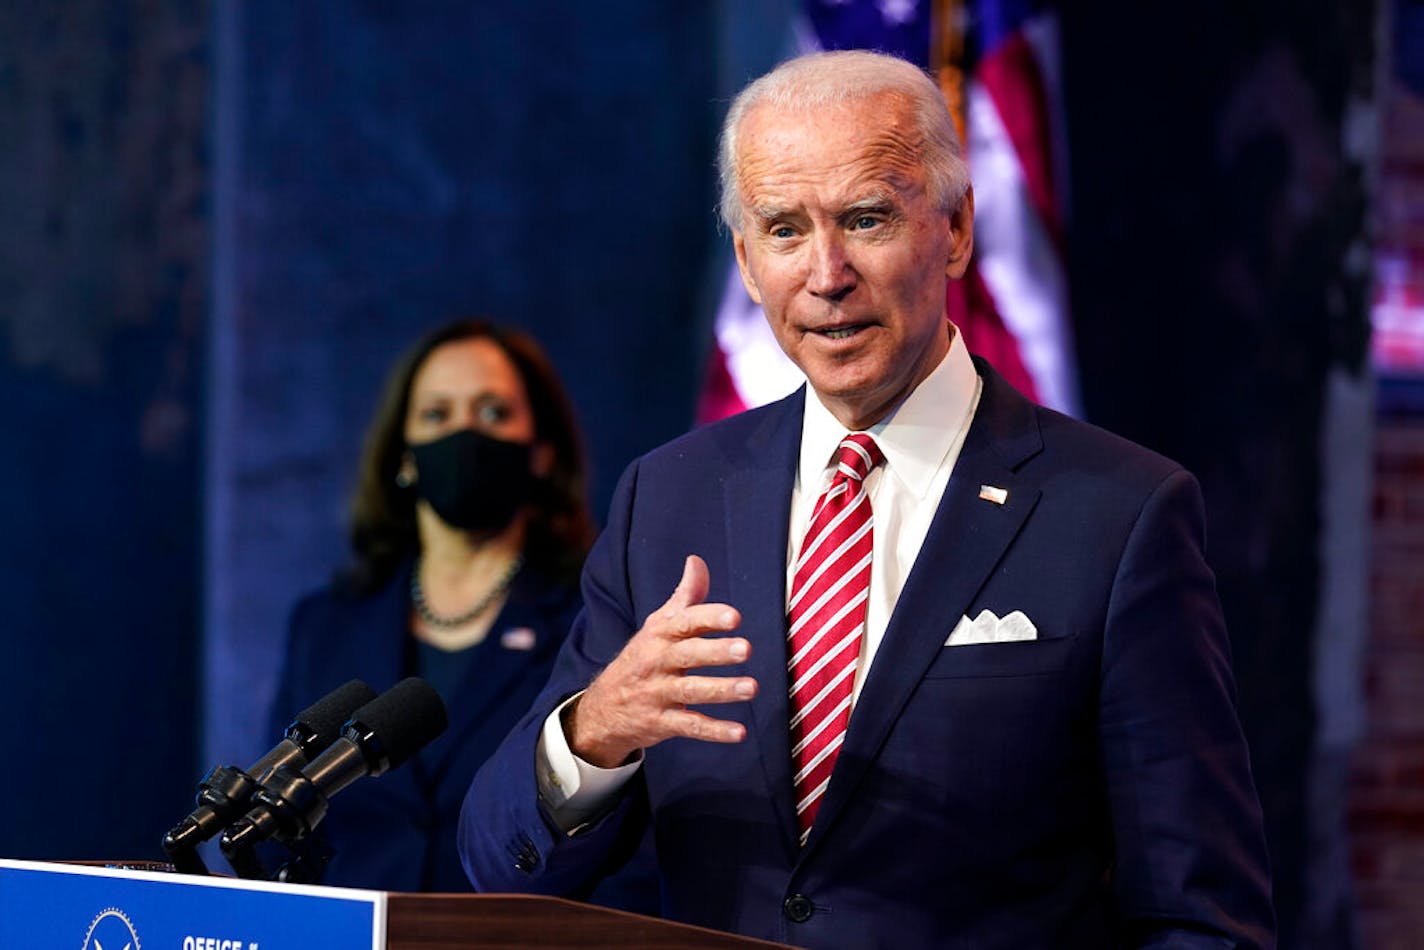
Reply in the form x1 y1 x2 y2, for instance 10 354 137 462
717 49 971 231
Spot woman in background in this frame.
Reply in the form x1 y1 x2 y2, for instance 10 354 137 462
269 319 638 898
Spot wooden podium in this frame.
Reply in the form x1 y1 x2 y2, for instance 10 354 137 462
387 893 793 949
0 859 795 949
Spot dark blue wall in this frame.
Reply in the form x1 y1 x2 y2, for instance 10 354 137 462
0 0 208 858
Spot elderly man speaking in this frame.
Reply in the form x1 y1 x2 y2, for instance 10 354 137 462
459 50 1274 949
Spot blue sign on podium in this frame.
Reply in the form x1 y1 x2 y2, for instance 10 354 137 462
0 859 385 949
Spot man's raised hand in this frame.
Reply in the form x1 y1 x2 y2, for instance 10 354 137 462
566 555 757 768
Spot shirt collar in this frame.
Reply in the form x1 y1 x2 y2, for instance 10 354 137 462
798 324 979 499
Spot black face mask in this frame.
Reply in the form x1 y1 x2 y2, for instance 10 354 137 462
407 429 535 534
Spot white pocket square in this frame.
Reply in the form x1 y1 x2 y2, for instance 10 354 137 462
945 609 1038 646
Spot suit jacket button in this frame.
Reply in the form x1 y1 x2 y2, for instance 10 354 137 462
783 894 814 923
511 837 539 873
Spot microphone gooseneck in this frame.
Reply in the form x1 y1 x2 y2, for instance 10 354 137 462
220 677 448 879
161 679 377 875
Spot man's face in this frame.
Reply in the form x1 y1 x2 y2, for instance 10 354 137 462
732 93 973 430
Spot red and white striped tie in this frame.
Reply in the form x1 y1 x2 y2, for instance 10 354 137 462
787 433 883 844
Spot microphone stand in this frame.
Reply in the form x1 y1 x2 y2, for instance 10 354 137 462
162 763 266 875
220 764 330 879
272 833 335 885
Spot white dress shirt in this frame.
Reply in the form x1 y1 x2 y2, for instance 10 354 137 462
790 328 981 707
539 327 982 827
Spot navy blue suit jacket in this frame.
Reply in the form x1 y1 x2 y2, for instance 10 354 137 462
459 361 1274 948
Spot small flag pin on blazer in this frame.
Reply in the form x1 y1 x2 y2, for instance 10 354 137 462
979 485 1009 505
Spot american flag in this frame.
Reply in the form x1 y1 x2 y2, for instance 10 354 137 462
698 0 1080 422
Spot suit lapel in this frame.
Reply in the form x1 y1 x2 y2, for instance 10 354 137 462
723 389 804 857
801 361 1045 856
341 564 412 692
340 561 431 809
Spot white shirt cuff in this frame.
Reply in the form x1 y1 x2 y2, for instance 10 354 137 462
536 692 643 833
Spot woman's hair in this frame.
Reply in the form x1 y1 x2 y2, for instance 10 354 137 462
345 319 595 593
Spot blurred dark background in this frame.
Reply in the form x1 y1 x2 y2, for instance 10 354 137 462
0 2 1418 947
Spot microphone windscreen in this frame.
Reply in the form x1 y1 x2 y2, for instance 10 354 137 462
289 679 378 753
349 677 449 770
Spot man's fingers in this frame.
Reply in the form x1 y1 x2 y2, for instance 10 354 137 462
579 555 757 760
670 635 751 670
644 555 740 640
658 602 741 640
659 708 748 745
671 673 758 706
666 554 710 610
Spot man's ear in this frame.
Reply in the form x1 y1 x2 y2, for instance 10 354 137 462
732 230 764 305
945 186 975 280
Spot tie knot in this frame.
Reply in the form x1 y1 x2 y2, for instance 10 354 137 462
834 433 883 483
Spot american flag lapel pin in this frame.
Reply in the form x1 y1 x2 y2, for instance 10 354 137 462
978 485 1009 505
500 627 537 651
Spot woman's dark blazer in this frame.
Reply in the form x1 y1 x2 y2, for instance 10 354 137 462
269 558 581 894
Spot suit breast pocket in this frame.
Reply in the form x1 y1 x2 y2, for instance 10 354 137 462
920 634 1078 679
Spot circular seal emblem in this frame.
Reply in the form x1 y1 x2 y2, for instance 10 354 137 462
81 906 141 950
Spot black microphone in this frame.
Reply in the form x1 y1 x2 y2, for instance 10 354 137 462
219 677 448 878
162 679 377 874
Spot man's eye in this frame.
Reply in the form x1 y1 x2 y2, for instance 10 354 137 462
851 215 881 230
420 407 448 423
771 225 796 239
